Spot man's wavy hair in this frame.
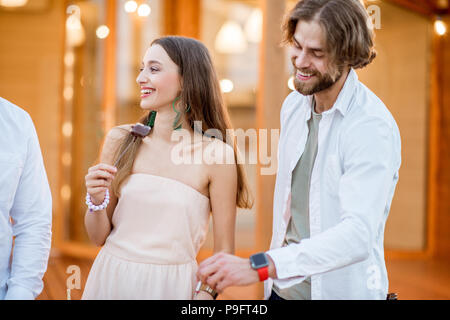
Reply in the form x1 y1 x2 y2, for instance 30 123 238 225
282 0 376 69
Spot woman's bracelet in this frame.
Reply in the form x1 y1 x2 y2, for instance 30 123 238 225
195 281 218 299
86 189 110 212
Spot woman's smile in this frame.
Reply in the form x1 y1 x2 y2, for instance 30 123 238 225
140 87 156 99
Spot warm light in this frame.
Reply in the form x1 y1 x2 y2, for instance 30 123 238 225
288 76 295 91
215 21 248 54
66 12 85 47
220 79 234 93
96 25 110 39
63 87 73 101
137 4 151 17
64 52 75 67
61 185 71 201
435 19 447 36
62 122 73 137
244 9 262 43
62 153 72 166
124 0 137 13
436 0 449 10
0 0 28 7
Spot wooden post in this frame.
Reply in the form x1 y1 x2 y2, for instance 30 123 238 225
103 0 117 133
434 16 450 260
427 24 441 259
163 0 201 38
255 0 287 298
54 0 70 253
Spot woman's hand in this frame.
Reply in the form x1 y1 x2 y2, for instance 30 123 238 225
85 163 117 204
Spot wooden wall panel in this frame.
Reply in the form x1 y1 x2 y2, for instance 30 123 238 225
435 16 450 260
358 2 430 251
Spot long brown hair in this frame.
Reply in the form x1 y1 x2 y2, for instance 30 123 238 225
282 0 376 69
111 36 253 209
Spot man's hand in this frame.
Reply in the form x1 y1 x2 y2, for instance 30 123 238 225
196 252 277 293
197 253 259 293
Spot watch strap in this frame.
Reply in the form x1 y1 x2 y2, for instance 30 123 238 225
257 266 269 282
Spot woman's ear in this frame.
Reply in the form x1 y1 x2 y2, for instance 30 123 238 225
179 76 184 91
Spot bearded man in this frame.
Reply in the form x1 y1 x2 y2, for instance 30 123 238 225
197 0 401 300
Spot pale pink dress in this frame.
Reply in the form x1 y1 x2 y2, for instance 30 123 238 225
82 173 211 300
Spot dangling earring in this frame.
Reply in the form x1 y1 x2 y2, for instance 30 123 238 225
172 96 191 130
147 110 157 127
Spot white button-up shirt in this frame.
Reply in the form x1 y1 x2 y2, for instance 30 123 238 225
0 97 52 300
265 69 401 300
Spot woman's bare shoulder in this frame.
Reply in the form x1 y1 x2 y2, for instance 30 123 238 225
100 125 132 163
107 124 132 139
202 137 236 171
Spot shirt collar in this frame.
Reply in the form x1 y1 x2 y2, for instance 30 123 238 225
305 68 358 117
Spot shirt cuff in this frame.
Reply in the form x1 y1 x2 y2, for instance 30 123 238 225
266 247 306 290
4 284 35 300
266 246 298 279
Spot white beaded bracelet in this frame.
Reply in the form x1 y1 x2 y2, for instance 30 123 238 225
86 189 110 212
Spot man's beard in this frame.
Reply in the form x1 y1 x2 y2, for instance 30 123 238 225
294 64 344 96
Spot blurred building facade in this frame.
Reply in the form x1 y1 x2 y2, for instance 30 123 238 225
0 0 449 271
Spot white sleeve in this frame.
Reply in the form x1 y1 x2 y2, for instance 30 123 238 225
5 116 52 300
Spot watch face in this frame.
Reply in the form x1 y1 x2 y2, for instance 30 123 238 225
251 253 269 269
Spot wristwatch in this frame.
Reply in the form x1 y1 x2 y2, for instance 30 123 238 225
249 252 269 282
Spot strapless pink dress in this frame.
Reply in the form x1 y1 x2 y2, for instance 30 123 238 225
82 173 211 300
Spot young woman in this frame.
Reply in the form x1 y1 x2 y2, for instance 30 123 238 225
81 36 253 300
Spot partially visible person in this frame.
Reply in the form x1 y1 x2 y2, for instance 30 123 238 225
0 97 52 300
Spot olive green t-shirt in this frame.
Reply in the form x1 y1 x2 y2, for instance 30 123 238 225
273 100 321 300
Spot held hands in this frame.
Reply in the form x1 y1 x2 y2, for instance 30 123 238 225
196 252 260 293
85 164 117 205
